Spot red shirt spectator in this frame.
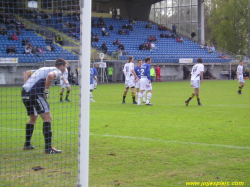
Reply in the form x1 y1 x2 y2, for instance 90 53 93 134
13 33 18 40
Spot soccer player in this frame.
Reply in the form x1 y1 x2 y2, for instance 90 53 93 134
237 60 245 94
122 56 139 104
185 58 204 106
60 61 71 102
137 57 153 106
134 59 142 101
90 65 97 102
22 58 66 154
93 64 98 89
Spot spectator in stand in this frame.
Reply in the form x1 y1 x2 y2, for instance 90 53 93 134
158 25 163 31
163 25 168 30
165 33 171 38
8 33 13 40
0 23 7 35
116 39 120 45
171 33 176 39
204 69 216 79
129 18 136 24
102 41 108 54
6 45 11 54
160 32 164 38
91 18 97 28
128 24 133 31
39 46 44 54
24 46 31 54
13 33 18 41
109 24 114 30
95 34 99 42
31 46 36 54
148 35 153 42
191 30 196 42
46 44 51 51
208 45 213 53
113 40 117 45
118 43 125 51
145 23 152 28
16 27 22 36
102 26 110 36
56 35 63 45
122 24 127 29
118 29 123 35
219 52 227 59
244 70 249 78
155 64 161 82
11 46 17 54
99 16 104 24
10 23 15 30
179 37 184 43
151 42 156 50
53 9 57 17
172 24 177 34
211 45 215 52
51 44 55 51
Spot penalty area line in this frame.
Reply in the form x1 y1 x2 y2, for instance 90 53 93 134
1 127 250 150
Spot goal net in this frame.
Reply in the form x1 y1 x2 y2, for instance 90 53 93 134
0 0 88 186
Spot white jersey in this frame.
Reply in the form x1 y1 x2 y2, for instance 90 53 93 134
123 62 135 80
237 65 243 76
23 67 62 94
61 68 68 81
191 64 204 80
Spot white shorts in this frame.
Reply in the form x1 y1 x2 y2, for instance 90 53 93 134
191 80 200 88
60 80 70 89
90 84 94 90
125 77 135 88
140 78 152 91
135 79 140 89
238 76 245 83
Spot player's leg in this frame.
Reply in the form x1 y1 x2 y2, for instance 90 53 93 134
94 76 97 89
22 92 38 150
65 86 71 102
60 87 65 102
142 91 146 103
145 81 153 105
195 88 202 106
123 86 129 103
238 79 245 94
131 87 137 104
185 80 196 106
36 95 61 154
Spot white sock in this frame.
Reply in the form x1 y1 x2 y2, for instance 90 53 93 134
146 92 152 104
90 92 93 99
94 83 97 88
143 91 146 101
136 92 139 100
137 93 142 105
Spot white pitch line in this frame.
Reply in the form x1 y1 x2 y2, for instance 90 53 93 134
1 127 250 150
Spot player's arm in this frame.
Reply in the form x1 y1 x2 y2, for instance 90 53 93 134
43 72 56 99
62 77 68 85
236 68 239 79
200 71 204 83
23 70 33 83
131 69 138 80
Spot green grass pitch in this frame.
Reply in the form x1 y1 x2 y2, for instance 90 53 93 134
1 80 250 186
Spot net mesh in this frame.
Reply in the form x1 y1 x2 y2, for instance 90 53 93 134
0 0 80 186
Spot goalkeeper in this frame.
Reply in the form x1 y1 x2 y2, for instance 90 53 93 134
21 58 66 154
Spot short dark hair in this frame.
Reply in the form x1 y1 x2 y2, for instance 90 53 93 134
239 60 243 63
137 59 142 62
145 57 151 62
128 56 133 62
197 58 203 63
55 58 66 68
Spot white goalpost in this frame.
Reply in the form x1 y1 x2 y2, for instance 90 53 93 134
78 0 91 186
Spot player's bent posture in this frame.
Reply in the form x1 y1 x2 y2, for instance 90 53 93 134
185 58 204 106
134 59 142 101
237 60 245 94
137 57 153 106
122 56 139 104
60 62 71 102
90 66 97 102
22 58 66 154
93 64 98 89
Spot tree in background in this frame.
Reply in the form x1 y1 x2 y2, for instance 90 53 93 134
207 0 248 55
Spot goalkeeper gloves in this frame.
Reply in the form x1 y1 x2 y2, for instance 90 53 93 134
43 89 49 99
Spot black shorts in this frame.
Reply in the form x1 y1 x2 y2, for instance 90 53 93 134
21 89 50 116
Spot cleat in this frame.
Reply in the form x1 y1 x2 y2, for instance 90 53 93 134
138 103 143 106
90 99 95 102
146 102 153 106
198 103 203 106
133 101 137 104
60 100 64 102
45 147 62 154
65 98 71 102
238 91 242 95
122 101 126 104
185 100 189 106
94 87 97 89
23 144 35 150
